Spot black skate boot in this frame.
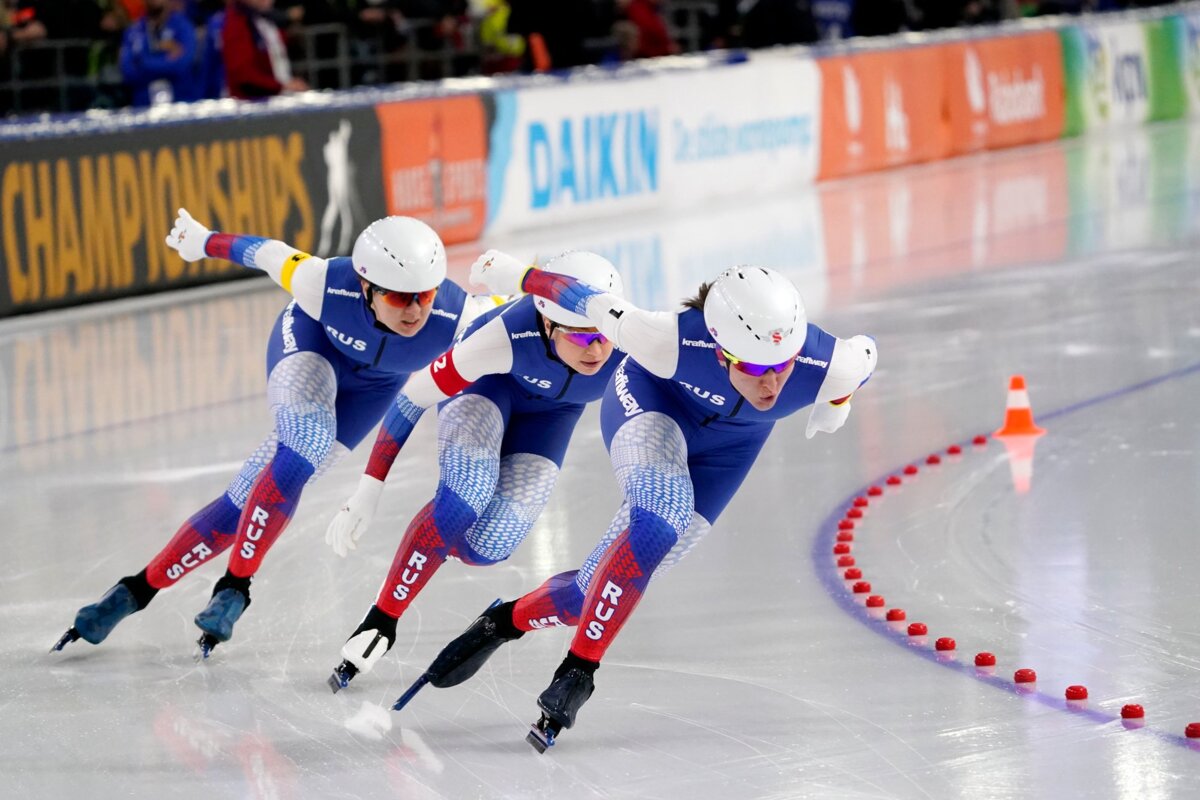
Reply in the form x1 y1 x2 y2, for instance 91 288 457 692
391 599 524 711
328 605 398 693
52 571 159 652
194 573 251 659
527 652 597 753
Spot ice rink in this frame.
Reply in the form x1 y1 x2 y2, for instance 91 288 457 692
4 119 1200 799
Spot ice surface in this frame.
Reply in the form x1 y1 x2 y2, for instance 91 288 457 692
3 121 1199 799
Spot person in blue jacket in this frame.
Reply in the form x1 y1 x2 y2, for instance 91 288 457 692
414 253 878 750
322 251 627 692
53 208 497 658
200 9 227 100
119 0 200 106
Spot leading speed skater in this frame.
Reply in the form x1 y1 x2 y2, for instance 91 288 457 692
408 251 878 751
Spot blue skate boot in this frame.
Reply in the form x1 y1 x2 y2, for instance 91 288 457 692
52 572 158 652
194 573 251 659
527 652 597 753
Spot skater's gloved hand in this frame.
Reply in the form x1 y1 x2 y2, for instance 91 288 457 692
326 475 385 558
469 250 531 296
165 208 212 262
806 398 852 439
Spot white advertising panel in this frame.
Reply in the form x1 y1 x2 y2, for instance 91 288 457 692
484 55 822 235
659 56 822 206
1077 21 1152 129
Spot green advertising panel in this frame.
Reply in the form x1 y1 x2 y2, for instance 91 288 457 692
1142 18 1186 121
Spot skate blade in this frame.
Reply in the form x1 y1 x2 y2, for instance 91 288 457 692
526 715 560 753
391 674 430 711
328 668 351 694
51 628 81 653
194 633 219 662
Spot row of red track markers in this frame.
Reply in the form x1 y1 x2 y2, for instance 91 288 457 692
818 376 1200 748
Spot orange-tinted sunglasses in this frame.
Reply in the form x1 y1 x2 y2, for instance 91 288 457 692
372 285 438 308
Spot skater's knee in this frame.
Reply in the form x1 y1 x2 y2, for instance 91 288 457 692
272 442 320 483
623 474 694 536
274 407 336 469
627 508 681 567
431 486 481 538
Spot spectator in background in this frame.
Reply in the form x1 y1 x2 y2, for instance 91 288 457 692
4 0 104 110
739 0 818 48
507 0 593 71
615 0 677 60
120 0 201 106
201 8 227 98
222 0 308 98
470 0 525 74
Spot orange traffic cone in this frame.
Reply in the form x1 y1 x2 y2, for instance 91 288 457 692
994 375 1045 495
994 375 1045 437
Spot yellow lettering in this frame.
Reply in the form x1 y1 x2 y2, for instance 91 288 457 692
22 162 55 304
178 145 210 278
80 155 121 292
263 137 289 241
154 147 185 282
250 137 269 235
138 150 160 282
114 152 141 288
229 139 256 235
2 163 29 305
54 158 91 298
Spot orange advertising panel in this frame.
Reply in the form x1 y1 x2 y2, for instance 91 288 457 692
376 95 488 245
943 32 1065 155
818 46 951 181
821 139 1069 304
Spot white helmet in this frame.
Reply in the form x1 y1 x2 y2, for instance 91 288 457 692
703 266 806 364
534 251 625 328
351 216 446 292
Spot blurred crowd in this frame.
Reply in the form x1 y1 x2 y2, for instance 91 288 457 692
0 0 1183 115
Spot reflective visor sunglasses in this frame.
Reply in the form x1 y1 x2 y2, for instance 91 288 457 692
553 327 608 348
717 348 796 377
370 284 438 308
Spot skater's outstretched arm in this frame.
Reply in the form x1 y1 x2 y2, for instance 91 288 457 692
805 334 878 439
165 207 329 320
470 250 681 378
325 311 515 557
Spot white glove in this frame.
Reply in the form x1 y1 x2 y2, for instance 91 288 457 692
469 249 530 296
806 400 852 439
326 475 385 558
164 208 212 262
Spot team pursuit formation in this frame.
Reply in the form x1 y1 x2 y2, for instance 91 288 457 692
53 210 877 752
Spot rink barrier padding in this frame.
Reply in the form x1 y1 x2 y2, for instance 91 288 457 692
0 105 388 316
3 4 1199 317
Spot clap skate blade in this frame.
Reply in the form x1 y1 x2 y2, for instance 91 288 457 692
51 628 81 653
526 714 563 753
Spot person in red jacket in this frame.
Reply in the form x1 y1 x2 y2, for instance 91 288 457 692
222 0 307 99
618 0 678 60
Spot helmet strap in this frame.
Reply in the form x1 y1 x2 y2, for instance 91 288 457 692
539 313 567 365
361 283 394 333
